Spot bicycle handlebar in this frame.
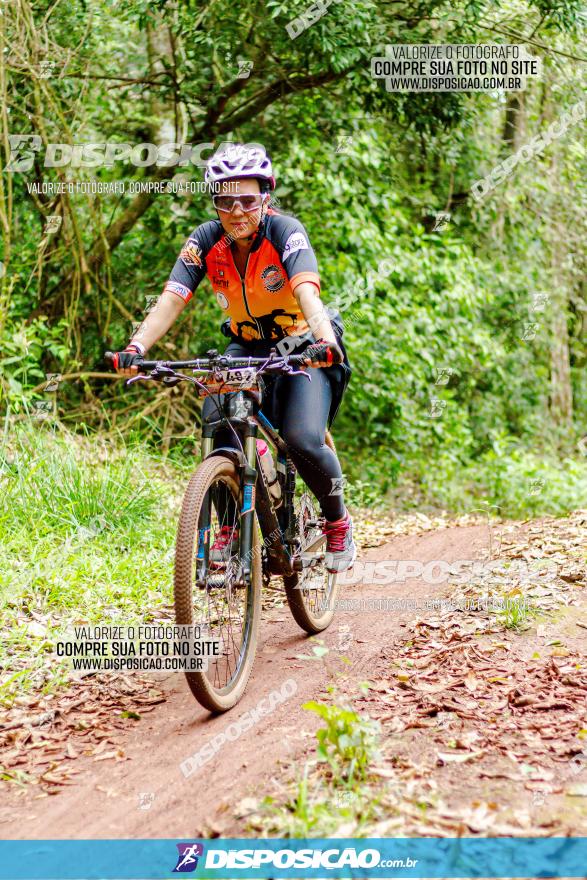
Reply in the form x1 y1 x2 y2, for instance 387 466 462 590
104 350 316 372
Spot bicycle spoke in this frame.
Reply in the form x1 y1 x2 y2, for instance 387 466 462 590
296 495 334 612
192 476 250 692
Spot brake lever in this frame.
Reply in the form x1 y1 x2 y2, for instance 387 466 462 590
263 362 311 380
126 367 196 387
126 372 152 385
288 367 311 380
281 363 311 380
161 370 197 386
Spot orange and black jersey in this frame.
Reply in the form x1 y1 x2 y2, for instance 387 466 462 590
163 209 320 342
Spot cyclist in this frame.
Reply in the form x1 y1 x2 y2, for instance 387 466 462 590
113 143 356 572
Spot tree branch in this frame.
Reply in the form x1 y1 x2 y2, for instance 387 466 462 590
39 62 359 313
91 67 356 266
476 21 587 63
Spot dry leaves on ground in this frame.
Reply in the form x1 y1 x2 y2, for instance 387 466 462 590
344 511 587 835
0 674 166 794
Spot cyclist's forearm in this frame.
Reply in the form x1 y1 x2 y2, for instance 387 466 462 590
294 282 336 343
128 291 186 353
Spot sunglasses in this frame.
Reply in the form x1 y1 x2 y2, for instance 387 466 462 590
212 193 267 213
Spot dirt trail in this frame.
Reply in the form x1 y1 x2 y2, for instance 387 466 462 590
0 523 495 839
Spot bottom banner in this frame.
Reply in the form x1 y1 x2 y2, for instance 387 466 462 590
0 837 586 879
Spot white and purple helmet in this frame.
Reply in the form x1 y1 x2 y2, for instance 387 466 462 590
205 143 276 192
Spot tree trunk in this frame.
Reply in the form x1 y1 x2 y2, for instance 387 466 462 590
549 217 573 434
501 91 525 154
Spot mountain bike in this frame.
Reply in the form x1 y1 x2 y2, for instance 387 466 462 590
105 348 340 712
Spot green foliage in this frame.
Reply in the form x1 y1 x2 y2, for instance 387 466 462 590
0 319 69 411
303 698 379 784
497 597 536 631
1 429 156 536
418 445 587 517
0 428 180 705
1 0 585 517
260 695 381 836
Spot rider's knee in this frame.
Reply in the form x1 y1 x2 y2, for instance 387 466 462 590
281 424 322 458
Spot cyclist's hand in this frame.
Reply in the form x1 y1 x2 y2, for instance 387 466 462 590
303 339 343 368
110 345 144 377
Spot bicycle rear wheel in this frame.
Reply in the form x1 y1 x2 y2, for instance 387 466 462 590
174 455 261 712
284 493 339 633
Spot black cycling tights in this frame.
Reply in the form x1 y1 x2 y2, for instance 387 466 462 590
202 341 346 522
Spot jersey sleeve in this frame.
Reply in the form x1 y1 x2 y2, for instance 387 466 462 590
163 225 210 304
271 215 320 293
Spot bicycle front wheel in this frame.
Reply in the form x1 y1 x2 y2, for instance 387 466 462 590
174 455 261 712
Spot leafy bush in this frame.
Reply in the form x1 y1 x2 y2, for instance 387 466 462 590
418 445 587 517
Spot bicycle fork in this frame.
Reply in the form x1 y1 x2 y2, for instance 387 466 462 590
195 430 214 583
195 422 258 589
238 424 259 588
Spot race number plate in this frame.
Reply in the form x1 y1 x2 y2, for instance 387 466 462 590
218 368 256 387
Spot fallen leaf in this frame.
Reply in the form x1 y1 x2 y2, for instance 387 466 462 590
234 797 259 818
367 680 391 693
371 766 397 778
465 672 479 693
437 750 485 765
94 748 125 762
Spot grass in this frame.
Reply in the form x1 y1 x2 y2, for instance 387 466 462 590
0 425 189 706
344 443 587 518
263 765 380 837
418 447 587 518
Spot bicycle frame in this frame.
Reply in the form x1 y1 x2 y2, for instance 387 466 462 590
197 390 297 589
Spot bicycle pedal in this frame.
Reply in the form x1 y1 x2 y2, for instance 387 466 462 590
292 554 321 572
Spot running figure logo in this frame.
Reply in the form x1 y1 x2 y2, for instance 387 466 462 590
173 843 204 873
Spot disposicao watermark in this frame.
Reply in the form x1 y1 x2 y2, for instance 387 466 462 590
5 138 264 173
285 0 343 40
179 678 298 778
471 99 585 201
328 596 533 614
372 44 541 92
54 624 219 673
333 557 558 587
276 257 393 357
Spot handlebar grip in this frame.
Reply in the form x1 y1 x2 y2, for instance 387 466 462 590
289 354 309 367
286 350 328 367
302 341 342 367
104 350 147 371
